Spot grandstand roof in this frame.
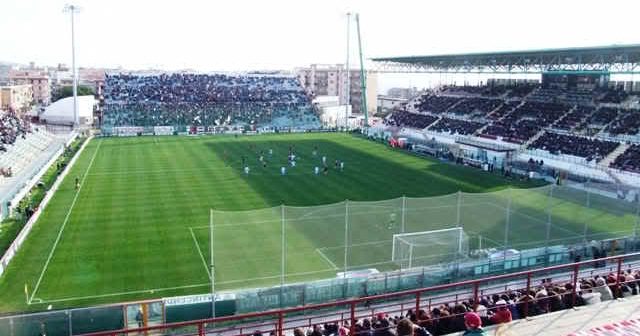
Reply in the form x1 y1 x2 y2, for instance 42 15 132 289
372 44 640 74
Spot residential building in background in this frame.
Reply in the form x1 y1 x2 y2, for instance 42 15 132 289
296 64 377 116
0 84 33 113
9 66 50 105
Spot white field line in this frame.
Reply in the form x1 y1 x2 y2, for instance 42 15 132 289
29 139 102 304
486 202 583 237
32 282 210 305
315 248 339 270
34 268 342 305
189 227 212 279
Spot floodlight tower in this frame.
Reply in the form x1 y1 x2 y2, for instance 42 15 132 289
64 4 81 128
345 13 351 130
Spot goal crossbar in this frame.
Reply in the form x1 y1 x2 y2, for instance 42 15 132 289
392 227 467 269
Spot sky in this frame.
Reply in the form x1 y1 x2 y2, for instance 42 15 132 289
1 0 640 73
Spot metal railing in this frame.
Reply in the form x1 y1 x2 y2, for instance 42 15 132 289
78 252 640 336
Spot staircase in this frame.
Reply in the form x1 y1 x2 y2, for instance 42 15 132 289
549 105 576 129
598 142 629 168
444 98 465 114
523 129 547 148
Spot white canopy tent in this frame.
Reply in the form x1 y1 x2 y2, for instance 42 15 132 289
41 95 95 126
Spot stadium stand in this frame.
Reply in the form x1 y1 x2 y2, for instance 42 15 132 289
385 110 439 129
505 83 538 98
69 253 640 336
414 95 462 114
0 111 30 151
610 144 640 173
554 105 595 131
441 85 507 97
606 109 640 135
428 117 486 136
485 101 519 120
528 132 619 162
528 87 594 105
597 87 629 104
482 102 570 144
102 73 320 130
447 98 502 118
583 107 619 132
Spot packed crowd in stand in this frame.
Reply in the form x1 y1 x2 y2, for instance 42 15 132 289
428 118 486 136
527 87 594 105
505 83 538 98
584 107 619 129
447 98 502 118
414 95 462 114
605 109 640 135
482 102 570 143
385 111 438 129
598 87 628 104
0 111 30 151
611 145 640 173
103 73 319 129
554 105 595 131
287 269 640 336
441 85 507 97
528 132 619 162
0 111 31 177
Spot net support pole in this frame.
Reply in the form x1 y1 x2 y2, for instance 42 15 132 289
545 185 555 256
344 13 351 130
214 209 216 317
504 187 512 262
634 190 640 242
281 204 286 306
408 245 413 269
343 200 349 297
456 191 462 227
583 179 591 243
401 195 406 233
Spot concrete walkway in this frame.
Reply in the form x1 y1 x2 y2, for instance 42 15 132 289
447 295 640 336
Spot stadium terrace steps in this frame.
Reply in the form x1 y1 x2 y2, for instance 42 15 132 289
523 129 548 148
444 295 640 336
0 128 59 185
599 143 630 169
551 105 578 129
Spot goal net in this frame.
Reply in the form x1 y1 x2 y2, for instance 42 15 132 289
392 227 469 269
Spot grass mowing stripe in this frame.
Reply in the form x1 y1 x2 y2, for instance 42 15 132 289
29 138 102 304
6 133 633 313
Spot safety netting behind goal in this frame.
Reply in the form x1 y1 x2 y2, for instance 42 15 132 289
206 183 640 291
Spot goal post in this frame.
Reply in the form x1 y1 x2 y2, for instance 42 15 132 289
392 227 468 269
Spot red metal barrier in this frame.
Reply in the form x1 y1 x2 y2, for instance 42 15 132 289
79 252 640 336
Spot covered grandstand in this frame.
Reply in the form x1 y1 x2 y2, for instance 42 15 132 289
371 44 640 186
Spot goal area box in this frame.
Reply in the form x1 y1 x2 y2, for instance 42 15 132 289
392 227 469 269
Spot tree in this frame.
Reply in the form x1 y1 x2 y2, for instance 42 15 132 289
52 85 94 102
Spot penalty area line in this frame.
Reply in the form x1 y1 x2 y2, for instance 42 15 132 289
316 248 339 270
190 227 212 279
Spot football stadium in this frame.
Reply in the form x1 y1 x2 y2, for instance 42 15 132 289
3 4 640 336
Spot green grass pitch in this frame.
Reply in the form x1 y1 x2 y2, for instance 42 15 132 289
0 132 635 313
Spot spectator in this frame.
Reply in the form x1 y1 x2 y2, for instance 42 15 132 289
489 300 512 324
593 277 614 301
396 318 431 336
462 312 487 335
